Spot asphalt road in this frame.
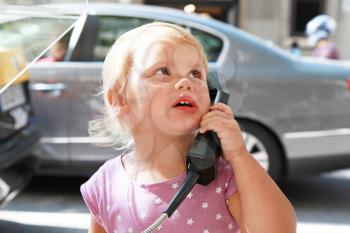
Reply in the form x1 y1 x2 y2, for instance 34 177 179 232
0 169 349 233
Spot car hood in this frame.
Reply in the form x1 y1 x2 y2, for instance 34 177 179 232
293 57 350 81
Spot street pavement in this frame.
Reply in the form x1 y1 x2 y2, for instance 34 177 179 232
0 169 350 233
281 169 350 233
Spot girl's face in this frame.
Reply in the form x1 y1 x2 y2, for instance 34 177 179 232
123 40 211 137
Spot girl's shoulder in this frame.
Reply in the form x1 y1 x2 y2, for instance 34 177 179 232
96 155 122 175
81 155 123 189
101 155 123 173
80 155 124 228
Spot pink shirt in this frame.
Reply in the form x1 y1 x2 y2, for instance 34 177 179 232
37 56 63 62
81 155 241 233
313 41 339 60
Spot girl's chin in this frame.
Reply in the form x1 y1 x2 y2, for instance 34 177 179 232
150 112 201 136
172 123 199 136
153 121 199 137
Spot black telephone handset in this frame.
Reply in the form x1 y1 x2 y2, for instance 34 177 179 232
186 72 230 185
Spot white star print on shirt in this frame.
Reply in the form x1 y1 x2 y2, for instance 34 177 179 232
140 213 146 219
216 187 222 194
203 229 210 233
157 225 163 230
202 202 209 209
187 218 194 225
117 215 122 221
171 183 179 189
186 192 193 199
154 198 162 205
216 213 222 220
228 223 234 230
128 227 134 233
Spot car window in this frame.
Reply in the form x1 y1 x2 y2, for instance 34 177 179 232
93 16 153 61
93 16 223 63
190 28 223 62
0 17 75 62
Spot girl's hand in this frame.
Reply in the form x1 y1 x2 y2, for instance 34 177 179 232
199 103 247 162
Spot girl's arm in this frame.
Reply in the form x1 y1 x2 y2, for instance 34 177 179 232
89 216 107 233
200 103 296 233
227 147 296 233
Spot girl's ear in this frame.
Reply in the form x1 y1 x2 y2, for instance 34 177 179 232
107 87 129 116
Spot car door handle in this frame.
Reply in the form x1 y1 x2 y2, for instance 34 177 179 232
30 83 66 97
30 83 66 92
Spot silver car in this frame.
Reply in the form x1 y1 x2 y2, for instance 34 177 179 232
26 3 350 180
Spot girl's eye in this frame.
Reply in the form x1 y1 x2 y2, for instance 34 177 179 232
155 67 170 76
190 70 202 79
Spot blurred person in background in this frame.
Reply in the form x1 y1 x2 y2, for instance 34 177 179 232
38 39 67 62
306 14 340 60
290 40 301 57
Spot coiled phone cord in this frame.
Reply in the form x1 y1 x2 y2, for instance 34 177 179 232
141 170 200 233
141 213 168 233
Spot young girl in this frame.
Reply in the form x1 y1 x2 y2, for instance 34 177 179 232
81 22 296 233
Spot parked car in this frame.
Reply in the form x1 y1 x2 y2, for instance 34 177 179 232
0 48 40 206
26 3 350 180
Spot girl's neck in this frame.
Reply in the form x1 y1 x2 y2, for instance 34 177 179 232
125 132 194 182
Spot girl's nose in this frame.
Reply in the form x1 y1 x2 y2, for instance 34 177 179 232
174 78 193 91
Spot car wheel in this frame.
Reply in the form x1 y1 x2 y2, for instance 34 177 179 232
238 120 284 180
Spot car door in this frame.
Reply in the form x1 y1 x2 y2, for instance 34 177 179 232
27 18 75 168
30 63 73 167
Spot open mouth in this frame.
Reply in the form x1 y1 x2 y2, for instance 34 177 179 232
174 101 194 108
172 96 197 112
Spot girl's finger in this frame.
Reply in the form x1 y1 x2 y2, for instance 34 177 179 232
200 114 233 128
200 119 233 134
202 110 231 121
210 103 233 116
200 121 224 134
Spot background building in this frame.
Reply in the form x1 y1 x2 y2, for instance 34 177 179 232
141 0 350 60
143 0 238 25
238 0 350 59
7 0 350 59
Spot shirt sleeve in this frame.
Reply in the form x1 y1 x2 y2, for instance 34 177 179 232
223 159 238 199
80 173 104 226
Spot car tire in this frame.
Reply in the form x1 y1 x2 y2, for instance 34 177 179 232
237 120 284 180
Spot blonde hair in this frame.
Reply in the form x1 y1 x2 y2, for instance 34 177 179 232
88 22 208 148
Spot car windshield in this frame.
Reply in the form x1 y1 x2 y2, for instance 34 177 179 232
0 1 87 93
